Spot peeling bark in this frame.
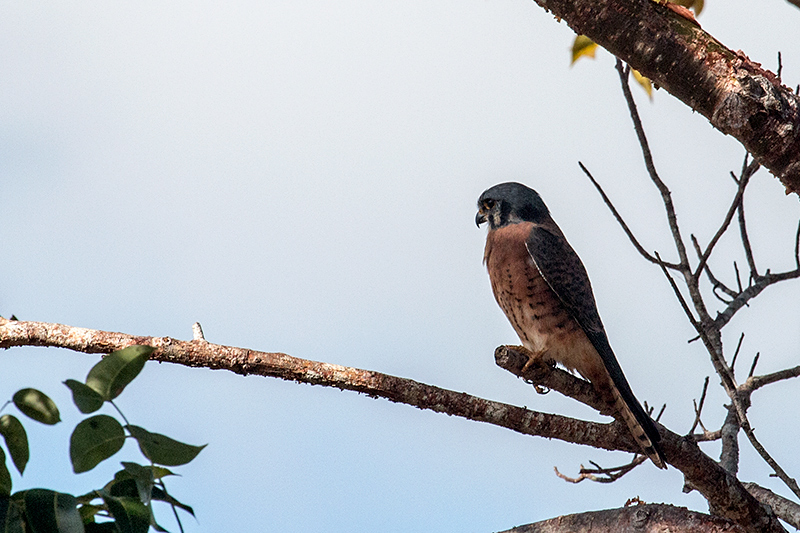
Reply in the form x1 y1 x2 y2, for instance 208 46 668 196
537 0 800 194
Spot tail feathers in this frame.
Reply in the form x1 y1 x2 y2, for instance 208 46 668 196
610 386 667 469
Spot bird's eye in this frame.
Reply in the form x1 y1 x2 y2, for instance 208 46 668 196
484 199 496 209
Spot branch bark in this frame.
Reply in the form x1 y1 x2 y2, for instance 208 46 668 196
499 504 748 532
496 346 784 533
0 318 637 453
0 318 786 533
543 0 800 193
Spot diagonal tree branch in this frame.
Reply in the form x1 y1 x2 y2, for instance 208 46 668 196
615 59 693 279
0 318 786 533
578 161 681 271
694 160 757 279
544 0 800 192
0 318 636 453
500 504 750 533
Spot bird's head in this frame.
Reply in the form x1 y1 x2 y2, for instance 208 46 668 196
475 182 550 230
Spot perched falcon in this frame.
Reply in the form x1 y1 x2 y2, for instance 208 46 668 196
476 182 666 469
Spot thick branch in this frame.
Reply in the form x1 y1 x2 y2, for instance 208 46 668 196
497 346 783 533
500 504 748 532
542 0 800 192
0 319 785 533
743 483 800 530
0 318 636 453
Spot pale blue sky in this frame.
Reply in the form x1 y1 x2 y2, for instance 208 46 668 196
2 1 799 531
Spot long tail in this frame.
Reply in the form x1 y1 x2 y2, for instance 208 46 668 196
609 385 666 469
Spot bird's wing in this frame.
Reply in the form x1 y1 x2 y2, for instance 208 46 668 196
524 223 663 451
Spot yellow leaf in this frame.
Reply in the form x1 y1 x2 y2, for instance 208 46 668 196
631 69 653 99
693 0 704 16
661 0 704 15
571 35 598 65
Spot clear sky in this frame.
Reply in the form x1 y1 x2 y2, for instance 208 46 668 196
1 1 799 531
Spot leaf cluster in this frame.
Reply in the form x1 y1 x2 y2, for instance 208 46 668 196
0 346 205 533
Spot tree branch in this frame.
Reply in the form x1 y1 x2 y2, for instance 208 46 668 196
499 504 748 533
616 60 693 278
0 318 786 533
0 318 637 453
743 483 800 530
494 345 783 533
694 161 756 279
544 0 800 192
714 269 800 330
743 365 800 392
578 161 681 270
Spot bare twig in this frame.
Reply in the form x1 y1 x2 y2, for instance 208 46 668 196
615 59 692 280
747 353 760 378
689 376 710 434
737 157 761 278
794 219 800 269
694 164 754 279
739 421 800 501
734 261 744 293
743 365 800 392
578 161 681 270
654 251 699 328
691 234 737 302
730 333 745 373
715 269 800 330
554 455 647 484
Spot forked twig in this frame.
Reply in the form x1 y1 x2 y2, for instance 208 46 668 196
554 455 647 484
694 160 756 279
689 376 710 434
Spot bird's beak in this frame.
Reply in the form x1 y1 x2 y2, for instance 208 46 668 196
475 210 487 227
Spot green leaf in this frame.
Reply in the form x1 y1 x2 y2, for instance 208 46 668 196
0 449 11 496
78 503 104 523
12 389 60 425
64 380 105 414
151 486 195 518
20 489 84 533
0 496 25 533
86 346 153 401
570 35 598 65
70 415 126 473
85 522 119 533
126 426 206 466
118 463 154 506
149 466 175 480
0 415 28 475
100 492 149 533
